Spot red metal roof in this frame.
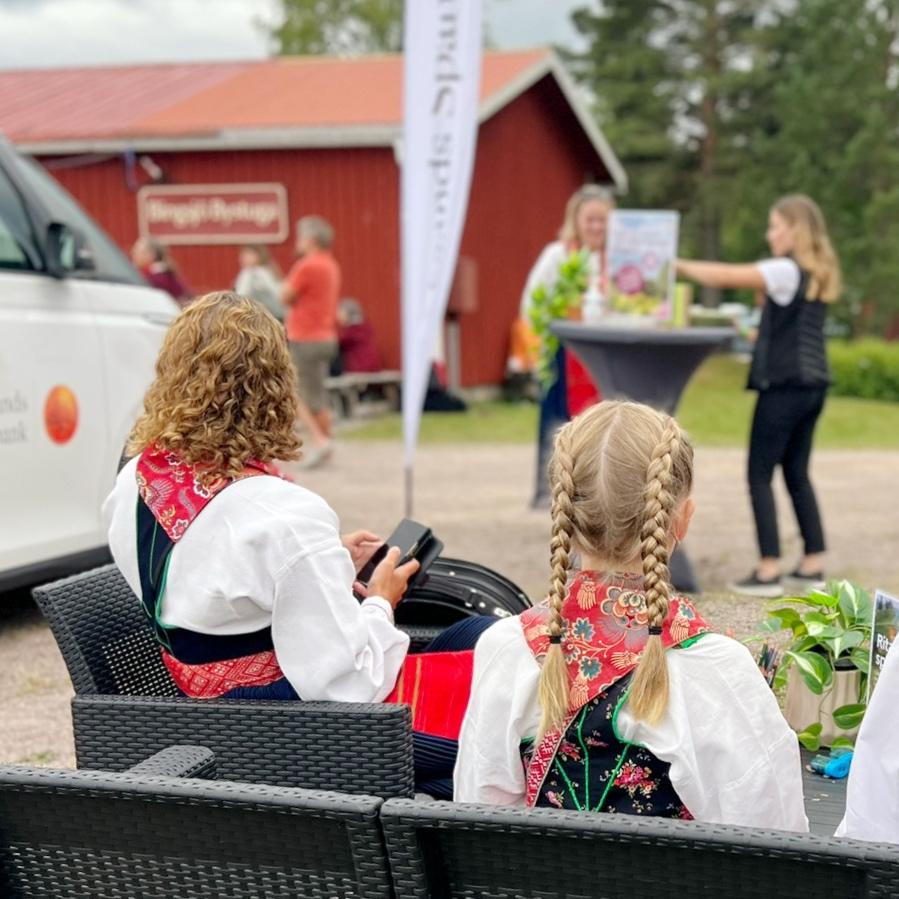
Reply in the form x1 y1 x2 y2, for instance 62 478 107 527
0 51 549 145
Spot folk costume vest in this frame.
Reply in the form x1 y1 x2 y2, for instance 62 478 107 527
136 444 285 697
519 571 710 810
135 444 475 739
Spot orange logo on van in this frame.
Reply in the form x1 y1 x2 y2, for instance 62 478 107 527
44 386 79 444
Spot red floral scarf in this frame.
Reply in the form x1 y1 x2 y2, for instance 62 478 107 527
520 571 710 806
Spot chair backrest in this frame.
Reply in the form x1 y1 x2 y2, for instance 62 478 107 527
73 693 416 798
0 765 391 899
380 799 899 899
33 564 177 696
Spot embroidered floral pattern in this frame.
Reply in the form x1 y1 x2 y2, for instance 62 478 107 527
529 677 692 819
518 571 710 807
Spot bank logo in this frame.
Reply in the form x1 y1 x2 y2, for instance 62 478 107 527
44 385 79 444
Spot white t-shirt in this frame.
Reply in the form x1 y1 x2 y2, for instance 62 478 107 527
836 637 899 844
454 615 808 832
103 457 410 703
756 257 802 306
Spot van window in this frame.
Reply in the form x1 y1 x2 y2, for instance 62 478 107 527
13 155 142 286
0 166 39 271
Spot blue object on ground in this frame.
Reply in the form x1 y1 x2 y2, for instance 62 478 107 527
824 751 853 779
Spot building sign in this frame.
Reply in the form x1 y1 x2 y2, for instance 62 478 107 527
137 183 288 245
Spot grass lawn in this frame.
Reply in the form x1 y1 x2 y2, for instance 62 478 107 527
344 355 899 448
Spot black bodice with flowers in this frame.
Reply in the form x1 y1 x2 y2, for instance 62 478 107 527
522 674 691 817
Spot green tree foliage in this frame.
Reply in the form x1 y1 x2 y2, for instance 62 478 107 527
735 0 899 332
567 0 899 329
565 0 766 303
265 0 403 55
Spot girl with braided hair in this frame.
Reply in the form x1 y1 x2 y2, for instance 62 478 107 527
455 401 807 830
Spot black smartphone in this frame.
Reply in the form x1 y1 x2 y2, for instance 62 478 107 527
355 519 442 589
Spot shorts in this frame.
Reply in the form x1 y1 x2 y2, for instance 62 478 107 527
290 340 337 411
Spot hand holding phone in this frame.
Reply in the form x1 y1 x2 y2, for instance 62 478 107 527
361 547 420 609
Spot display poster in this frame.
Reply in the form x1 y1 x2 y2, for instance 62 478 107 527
868 590 899 699
606 210 680 322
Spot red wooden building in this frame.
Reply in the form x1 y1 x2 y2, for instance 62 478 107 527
1 50 625 386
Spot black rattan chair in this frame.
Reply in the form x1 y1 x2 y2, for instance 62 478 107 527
34 565 415 797
0 746 392 898
380 798 899 898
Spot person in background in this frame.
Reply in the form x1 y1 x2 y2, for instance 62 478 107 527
336 298 380 374
281 216 340 468
676 195 841 598
131 237 193 308
836 636 899 844
521 184 615 506
455 401 807 832
235 244 283 322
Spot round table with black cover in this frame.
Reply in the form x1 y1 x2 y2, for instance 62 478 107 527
549 322 736 592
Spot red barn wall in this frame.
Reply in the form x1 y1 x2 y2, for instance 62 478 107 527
40 74 611 387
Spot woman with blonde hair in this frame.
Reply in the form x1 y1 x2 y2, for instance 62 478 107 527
677 195 841 597
522 184 615 506
455 401 807 830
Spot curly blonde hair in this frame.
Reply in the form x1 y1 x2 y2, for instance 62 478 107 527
128 292 302 481
538 402 694 738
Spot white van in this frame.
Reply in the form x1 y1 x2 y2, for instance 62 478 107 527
0 138 178 591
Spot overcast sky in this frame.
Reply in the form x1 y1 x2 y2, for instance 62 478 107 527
0 0 587 70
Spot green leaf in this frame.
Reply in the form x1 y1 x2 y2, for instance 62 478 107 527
765 608 802 631
849 647 871 673
825 629 864 659
785 650 833 695
831 736 855 751
832 703 866 730
796 721 822 752
837 581 862 624
781 591 837 609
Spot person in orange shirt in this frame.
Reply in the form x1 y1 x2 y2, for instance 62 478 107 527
281 216 341 467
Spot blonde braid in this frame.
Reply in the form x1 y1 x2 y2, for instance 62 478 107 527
537 423 576 740
628 419 680 724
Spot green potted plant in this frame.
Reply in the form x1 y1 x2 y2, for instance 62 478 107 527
527 249 589 388
759 579 871 751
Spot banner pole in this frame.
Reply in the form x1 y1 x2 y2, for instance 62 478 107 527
404 462 414 518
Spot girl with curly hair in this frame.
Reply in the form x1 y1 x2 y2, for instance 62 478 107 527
455 401 807 830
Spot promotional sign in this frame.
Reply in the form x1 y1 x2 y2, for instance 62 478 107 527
138 183 288 245
868 590 899 699
606 210 680 322
401 0 482 509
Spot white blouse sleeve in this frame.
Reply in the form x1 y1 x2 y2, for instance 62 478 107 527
756 258 802 306
270 536 410 704
454 617 542 805
836 637 899 843
619 634 809 832
519 242 566 318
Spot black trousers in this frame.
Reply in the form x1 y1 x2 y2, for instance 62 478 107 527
748 386 827 559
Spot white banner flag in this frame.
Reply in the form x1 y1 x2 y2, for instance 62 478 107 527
401 0 482 498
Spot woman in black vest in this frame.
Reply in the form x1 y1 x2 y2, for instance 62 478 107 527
676 195 842 597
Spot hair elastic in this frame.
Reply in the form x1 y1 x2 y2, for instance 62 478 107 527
549 634 563 645
648 625 663 636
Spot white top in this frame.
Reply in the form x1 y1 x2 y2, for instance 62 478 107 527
454 616 808 832
756 257 802 306
235 265 284 321
519 241 602 318
836 637 899 844
103 457 410 703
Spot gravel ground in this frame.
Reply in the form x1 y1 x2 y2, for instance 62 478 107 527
2 441 897 768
